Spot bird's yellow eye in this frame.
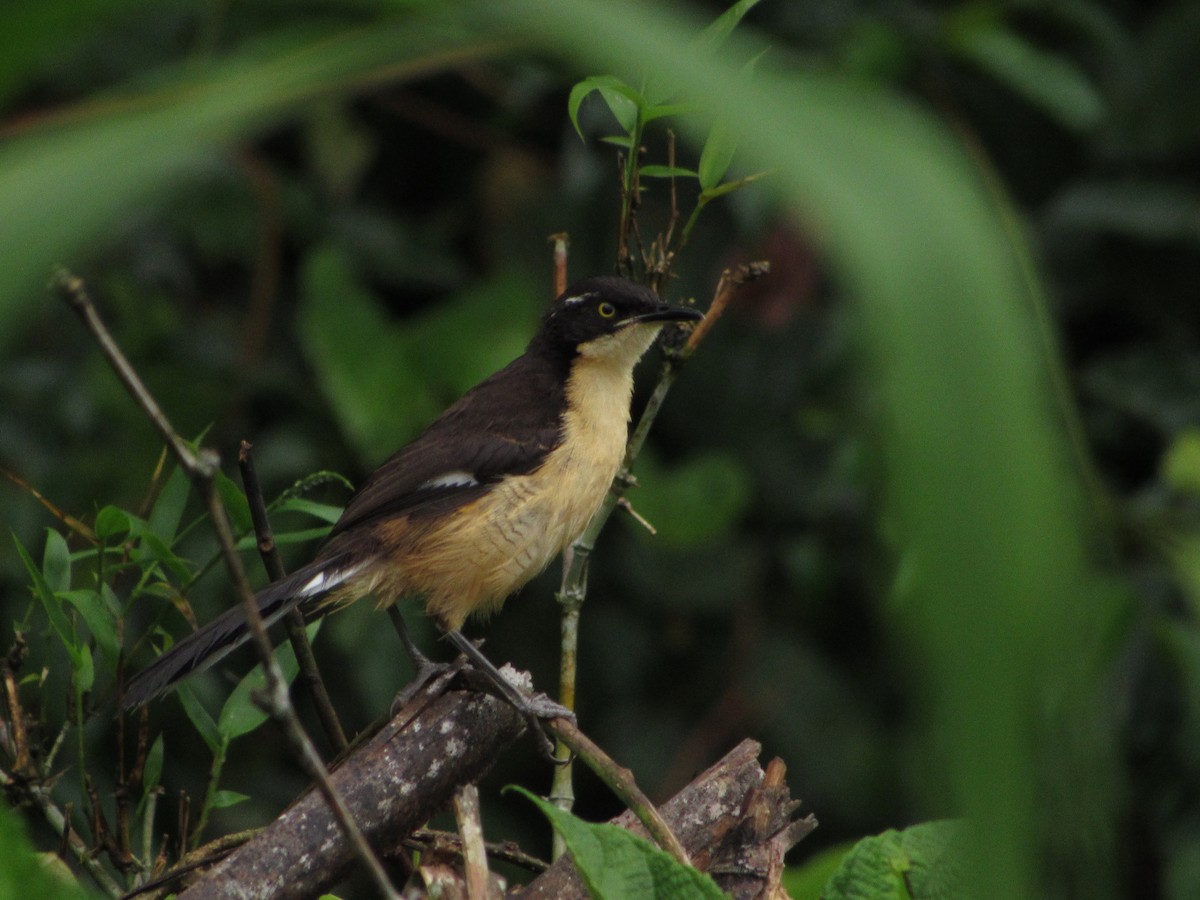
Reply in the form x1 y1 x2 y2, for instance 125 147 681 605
597 301 617 319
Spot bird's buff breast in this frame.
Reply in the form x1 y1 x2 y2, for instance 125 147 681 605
394 350 639 630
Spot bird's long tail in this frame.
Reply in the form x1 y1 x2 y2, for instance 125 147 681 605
121 555 359 710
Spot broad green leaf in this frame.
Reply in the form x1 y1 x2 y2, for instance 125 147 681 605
59 589 120 667
143 734 165 791
509 787 725 900
823 821 965 900
944 15 1104 132
42 530 72 594
148 465 191 544
178 683 223 753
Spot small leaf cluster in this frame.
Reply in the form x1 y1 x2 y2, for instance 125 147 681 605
566 0 767 284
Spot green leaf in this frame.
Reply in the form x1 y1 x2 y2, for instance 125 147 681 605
944 15 1104 132
694 0 763 56
136 532 194 583
640 102 695 123
209 790 251 810
217 622 319 740
639 165 698 179
94 505 133 541
216 471 253 534
148 466 191 544
42 530 72 594
143 734 165 792
14 535 80 665
0 799 91 899
698 169 769 202
59 589 120 667
782 841 857 900
272 497 345 524
822 821 965 900
697 118 737 191
568 75 642 138
508 786 725 900
1164 429 1200 494
178 683 223 753
236 527 332 552
74 644 95 694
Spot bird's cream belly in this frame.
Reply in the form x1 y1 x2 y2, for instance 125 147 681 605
413 442 621 629
361 337 646 630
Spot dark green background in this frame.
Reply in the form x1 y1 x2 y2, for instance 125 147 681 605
2 2 1199 897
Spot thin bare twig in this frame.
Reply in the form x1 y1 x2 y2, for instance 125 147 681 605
238 441 348 753
547 717 689 867
402 828 547 874
55 270 399 900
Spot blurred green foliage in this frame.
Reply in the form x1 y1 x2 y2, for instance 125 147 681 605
1 0 1199 898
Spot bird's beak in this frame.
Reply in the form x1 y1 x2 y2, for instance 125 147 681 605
622 302 704 326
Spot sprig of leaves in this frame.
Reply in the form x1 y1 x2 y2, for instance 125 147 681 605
566 0 768 284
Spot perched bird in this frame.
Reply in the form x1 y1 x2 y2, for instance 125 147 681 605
122 276 703 714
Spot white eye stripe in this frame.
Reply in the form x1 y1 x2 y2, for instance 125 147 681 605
419 470 479 491
562 292 595 305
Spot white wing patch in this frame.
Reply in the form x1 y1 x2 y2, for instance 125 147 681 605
297 561 367 599
419 470 479 491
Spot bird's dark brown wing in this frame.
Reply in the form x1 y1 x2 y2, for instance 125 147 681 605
328 351 568 537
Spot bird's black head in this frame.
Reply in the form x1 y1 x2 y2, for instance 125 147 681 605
531 277 703 364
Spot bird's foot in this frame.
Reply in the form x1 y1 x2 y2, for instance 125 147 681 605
442 630 574 762
390 656 457 717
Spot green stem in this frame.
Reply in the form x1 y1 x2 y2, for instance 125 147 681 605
191 736 227 850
